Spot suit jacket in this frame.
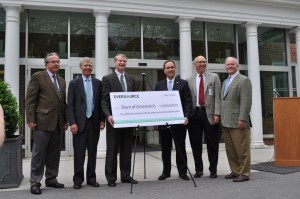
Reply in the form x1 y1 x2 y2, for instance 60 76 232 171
101 72 135 118
187 71 221 125
221 73 252 128
155 77 193 118
67 75 104 133
25 70 67 132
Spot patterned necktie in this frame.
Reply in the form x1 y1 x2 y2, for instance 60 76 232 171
85 79 92 118
53 75 60 98
168 80 172 91
120 74 126 92
199 74 205 106
224 75 231 96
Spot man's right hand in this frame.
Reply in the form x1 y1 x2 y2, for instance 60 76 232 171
108 116 114 127
27 122 36 130
70 124 78 134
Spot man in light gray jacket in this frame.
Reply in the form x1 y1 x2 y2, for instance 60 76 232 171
187 55 221 179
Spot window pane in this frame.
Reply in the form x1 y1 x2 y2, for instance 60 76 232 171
258 27 287 66
261 71 288 135
207 23 235 64
191 21 205 59
28 10 68 59
108 15 141 59
0 8 5 58
70 13 95 57
237 25 247 64
143 17 179 60
20 12 26 58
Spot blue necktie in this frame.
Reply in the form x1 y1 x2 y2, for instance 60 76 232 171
224 76 231 96
85 79 92 118
168 80 172 91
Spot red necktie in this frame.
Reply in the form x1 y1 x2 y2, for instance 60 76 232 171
199 74 205 106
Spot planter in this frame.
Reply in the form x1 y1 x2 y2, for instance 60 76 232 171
0 135 23 189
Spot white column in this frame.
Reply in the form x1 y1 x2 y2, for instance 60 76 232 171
93 10 110 80
93 10 110 156
3 5 23 101
244 22 265 148
295 27 300 96
176 17 193 80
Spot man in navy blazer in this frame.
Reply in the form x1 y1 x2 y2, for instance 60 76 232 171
68 57 105 189
155 60 193 181
101 54 137 187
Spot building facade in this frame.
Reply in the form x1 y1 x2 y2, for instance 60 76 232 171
1 0 300 157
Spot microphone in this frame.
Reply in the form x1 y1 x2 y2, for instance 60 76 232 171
141 73 147 76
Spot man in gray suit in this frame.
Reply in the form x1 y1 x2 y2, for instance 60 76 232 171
221 57 252 182
187 55 221 179
101 54 137 187
26 52 68 195
68 57 105 189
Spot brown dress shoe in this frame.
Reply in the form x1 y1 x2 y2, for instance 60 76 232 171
233 175 249 182
225 172 238 179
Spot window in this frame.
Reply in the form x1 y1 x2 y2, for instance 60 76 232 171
191 21 205 59
70 13 95 57
28 10 68 58
258 27 286 66
207 22 235 64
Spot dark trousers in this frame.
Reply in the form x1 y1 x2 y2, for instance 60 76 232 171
159 124 188 176
188 108 220 174
30 128 61 186
73 116 100 184
105 122 133 182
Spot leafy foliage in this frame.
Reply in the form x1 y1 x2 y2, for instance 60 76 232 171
0 80 22 137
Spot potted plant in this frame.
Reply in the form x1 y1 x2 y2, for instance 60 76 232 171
0 80 23 189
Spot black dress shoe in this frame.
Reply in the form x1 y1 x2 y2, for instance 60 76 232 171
73 183 82 189
225 172 239 179
87 181 100 187
233 175 249 182
108 181 116 187
158 174 170 180
121 177 138 184
210 173 218 179
46 182 64 188
31 184 42 195
194 172 203 178
179 174 190 180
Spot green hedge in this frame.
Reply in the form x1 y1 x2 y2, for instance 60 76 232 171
0 80 22 137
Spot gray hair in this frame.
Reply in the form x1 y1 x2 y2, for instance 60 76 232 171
79 57 94 67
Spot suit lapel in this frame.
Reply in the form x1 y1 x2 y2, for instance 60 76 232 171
91 78 97 104
173 78 180 90
43 70 59 98
113 72 123 92
78 76 86 103
204 72 211 94
224 73 241 98
190 75 197 96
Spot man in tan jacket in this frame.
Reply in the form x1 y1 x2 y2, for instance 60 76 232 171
26 52 68 195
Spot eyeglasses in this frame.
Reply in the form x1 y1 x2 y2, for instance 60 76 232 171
48 60 60 64
195 61 207 64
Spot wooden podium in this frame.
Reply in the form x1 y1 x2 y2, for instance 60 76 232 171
273 97 300 166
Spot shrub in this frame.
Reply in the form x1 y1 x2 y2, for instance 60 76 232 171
0 80 22 138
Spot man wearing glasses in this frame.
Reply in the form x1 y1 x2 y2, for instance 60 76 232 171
26 52 68 195
187 55 221 179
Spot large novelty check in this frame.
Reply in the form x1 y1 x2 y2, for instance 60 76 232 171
110 91 184 128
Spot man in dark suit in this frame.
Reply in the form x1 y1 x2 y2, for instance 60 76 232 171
155 60 193 181
187 55 221 179
221 57 252 182
25 52 68 195
68 57 105 189
101 54 137 187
